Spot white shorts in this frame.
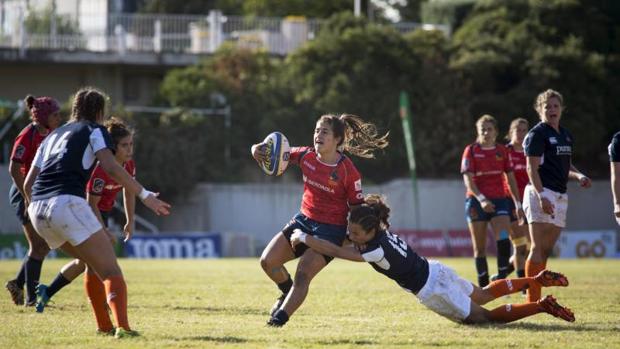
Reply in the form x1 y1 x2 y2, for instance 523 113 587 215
415 261 474 322
523 185 568 228
28 195 103 249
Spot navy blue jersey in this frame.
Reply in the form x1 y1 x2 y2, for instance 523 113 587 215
31 121 113 201
610 132 620 162
523 122 573 193
360 230 429 294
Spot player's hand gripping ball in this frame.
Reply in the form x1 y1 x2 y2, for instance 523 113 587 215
259 132 290 176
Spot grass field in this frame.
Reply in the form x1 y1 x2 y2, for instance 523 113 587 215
1 258 619 349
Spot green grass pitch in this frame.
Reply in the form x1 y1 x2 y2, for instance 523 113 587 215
1 258 619 348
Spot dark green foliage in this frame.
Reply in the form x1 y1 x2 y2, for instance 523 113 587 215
121 3 618 199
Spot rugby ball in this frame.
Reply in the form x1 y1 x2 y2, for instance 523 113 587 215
260 132 290 176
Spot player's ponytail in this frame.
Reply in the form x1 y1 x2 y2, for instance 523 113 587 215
349 194 391 233
71 87 107 123
319 114 389 159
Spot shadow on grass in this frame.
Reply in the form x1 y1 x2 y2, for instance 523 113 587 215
183 335 248 343
315 339 377 346
506 322 614 332
138 304 266 315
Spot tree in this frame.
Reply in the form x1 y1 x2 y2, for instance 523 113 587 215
450 0 620 177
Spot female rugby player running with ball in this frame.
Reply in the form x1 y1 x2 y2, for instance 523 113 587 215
291 194 575 325
523 89 591 302
251 114 388 327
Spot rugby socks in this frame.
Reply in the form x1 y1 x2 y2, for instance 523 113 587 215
25 257 43 304
277 276 293 295
104 275 130 331
486 277 535 298
488 302 540 323
475 257 489 287
496 231 512 278
525 260 546 302
14 257 27 288
84 272 113 332
47 273 71 298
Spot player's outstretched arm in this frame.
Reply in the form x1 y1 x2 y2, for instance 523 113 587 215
290 229 364 262
96 148 171 216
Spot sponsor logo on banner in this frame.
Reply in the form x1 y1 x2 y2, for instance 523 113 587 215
395 229 498 257
0 235 58 259
125 233 222 258
555 231 617 258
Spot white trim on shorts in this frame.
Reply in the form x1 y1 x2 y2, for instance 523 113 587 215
522 184 568 228
28 194 103 249
415 260 474 322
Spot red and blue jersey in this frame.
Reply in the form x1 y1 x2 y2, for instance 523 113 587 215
10 123 49 177
86 160 136 212
503 143 528 198
461 143 513 199
289 146 363 226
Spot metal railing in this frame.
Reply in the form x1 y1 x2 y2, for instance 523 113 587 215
0 9 450 56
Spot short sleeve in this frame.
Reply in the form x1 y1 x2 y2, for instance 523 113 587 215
361 245 385 263
460 145 475 174
524 130 545 157
345 162 363 205
86 165 106 196
90 127 113 153
288 146 310 166
11 131 32 163
609 132 620 162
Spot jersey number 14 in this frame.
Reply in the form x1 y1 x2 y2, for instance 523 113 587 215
43 131 71 162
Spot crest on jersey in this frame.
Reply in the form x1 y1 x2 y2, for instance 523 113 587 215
92 178 105 194
549 137 558 144
328 170 339 186
495 152 503 161
14 145 25 159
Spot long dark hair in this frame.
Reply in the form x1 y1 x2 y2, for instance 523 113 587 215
349 194 391 233
319 114 389 158
70 87 107 122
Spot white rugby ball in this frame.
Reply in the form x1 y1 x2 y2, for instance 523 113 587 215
260 132 290 176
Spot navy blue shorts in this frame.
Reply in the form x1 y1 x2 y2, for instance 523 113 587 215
465 197 511 222
9 184 29 225
281 212 347 264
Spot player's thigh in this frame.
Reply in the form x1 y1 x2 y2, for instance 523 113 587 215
72 229 122 279
510 221 528 240
489 215 511 238
261 232 296 266
295 249 327 283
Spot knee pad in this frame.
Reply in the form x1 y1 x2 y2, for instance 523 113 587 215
512 236 528 248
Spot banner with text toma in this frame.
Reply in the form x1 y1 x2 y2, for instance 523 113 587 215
124 233 222 259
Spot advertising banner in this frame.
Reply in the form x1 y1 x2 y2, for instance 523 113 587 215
124 233 222 258
555 231 617 258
